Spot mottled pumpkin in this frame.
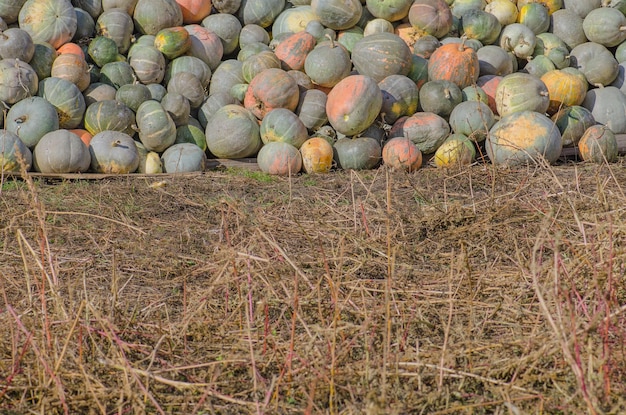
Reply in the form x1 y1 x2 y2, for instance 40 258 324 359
578 125 618 163
540 68 588 114
428 41 480 89
257 141 303 176
382 136 423 172
326 74 382 137
300 136 334 173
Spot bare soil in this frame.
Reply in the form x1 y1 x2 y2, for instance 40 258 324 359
1 161 626 414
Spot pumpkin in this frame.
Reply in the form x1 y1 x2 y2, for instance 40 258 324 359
243 67 300 119
274 31 316 72
366 0 411 22
208 58 244 96
6 96 59 149
50 52 91 91
333 136 381 170
128 44 165 84
499 23 536 59
272 6 319 37
494 72 549 117
96 7 134 54
484 0 518 26
175 123 207 150
336 26 364 54
419 80 462 118
378 74 419 124
570 42 619 87
300 136 334 173
477 45 515 77
135 100 177 152
257 141 302 176
552 105 596 147
84 100 136 136
311 0 362 31
382 136 423 172
176 0 212 24
304 38 352 88
135 141 163 173
115 83 152 113
0 58 38 104
161 142 207 172
133 0 183 35
533 33 570 69
33 129 90 173
461 84 489 104
581 86 626 134
88 36 119 67
461 9 502 45
212 0 242 14
205 104 262 158
260 108 308 148
476 74 502 113
450 0 486 18
295 88 328 132
83 82 117 106
428 40 480 89
167 71 205 109
154 26 191 59
326 74 382 137
549 9 587 50
351 32 412 82
241 50 281 83
388 112 450 154
197 91 238 128
18 0 77 49
103 0 138 14
0 129 32 172
238 0 285 28
486 110 562 166
29 41 57 80
74 0 103 18
201 13 242 55
0 0 28 24
89 130 140 173
517 0 562 14
239 24 271 48
517 3 550 35
583 8 626 48
448 100 495 142
578 125 618 163
564 0 600 18
434 133 476 168
408 0 453 39
413 35 441 59
160 92 191 127
99 61 135 89
540 68 588 114
69 129 93 147
185 24 224 71
0 27 34 62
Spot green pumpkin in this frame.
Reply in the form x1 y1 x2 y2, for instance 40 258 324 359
135 100 177 152
161 142 206 173
333 136 381 170
133 0 183 35
84 100 136 136
6 96 59 149
38 77 85 129
0 129 32 172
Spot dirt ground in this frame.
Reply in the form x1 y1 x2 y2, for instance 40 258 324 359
1 160 626 414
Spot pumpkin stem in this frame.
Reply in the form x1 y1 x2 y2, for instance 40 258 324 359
458 35 467 51
325 33 335 48
594 83 605 89
444 88 452 99
112 139 122 147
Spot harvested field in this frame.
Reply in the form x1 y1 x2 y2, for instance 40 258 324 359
1 160 626 414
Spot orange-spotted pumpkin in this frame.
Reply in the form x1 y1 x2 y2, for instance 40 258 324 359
578 125 618 163
274 30 317 71
175 0 212 24
243 68 300 120
154 26 191 59
382 136 423 172
326 74 383 137
257 142 303 176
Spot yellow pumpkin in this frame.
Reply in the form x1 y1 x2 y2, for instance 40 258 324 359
540 68 588 114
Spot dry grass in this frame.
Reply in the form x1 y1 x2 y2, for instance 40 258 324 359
1 160 626 414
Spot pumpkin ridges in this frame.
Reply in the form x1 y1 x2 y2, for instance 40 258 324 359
428 41 480 89
274 31 317 71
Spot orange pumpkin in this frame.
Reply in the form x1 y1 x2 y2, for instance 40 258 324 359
56 42 85 59
300 137 334 173
50 52 91 91
176 0 212 24
540 68 588 115
70 129 93 147
578 125 618 163
382 136 423 172
274 31 317 71
428 41 480 89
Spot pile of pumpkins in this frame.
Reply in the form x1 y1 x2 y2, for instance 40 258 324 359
0 0 623 176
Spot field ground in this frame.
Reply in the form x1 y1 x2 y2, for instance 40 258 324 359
1 159 626 414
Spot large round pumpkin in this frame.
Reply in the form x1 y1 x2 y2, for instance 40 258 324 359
378 74 419 124
6 96 59 149
300 136 334 173
133 0 183 35
333 136 381 170
304 39 352 88
185 24 224 71
408 0 453 39
89 130 140 173
205 104 262 158
38 76 85 129
96 7 134 54
428 41 480 89
578 125 618 163
257 141 302 176
33 129 90 173
0 58 38 104
486 110 562 166
570 42 619 87
260 108 308 148
540 68 588 114
552 105 596 147
84 100 136 136
494 72 549 117
582 7 626 48
311 0 362 31
581 85 626 134
448 100 495 142
351 32 412 82
382 136 423 172
326 74 382 137
161 142 207 172
388 112 450 154
18 0 77 49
